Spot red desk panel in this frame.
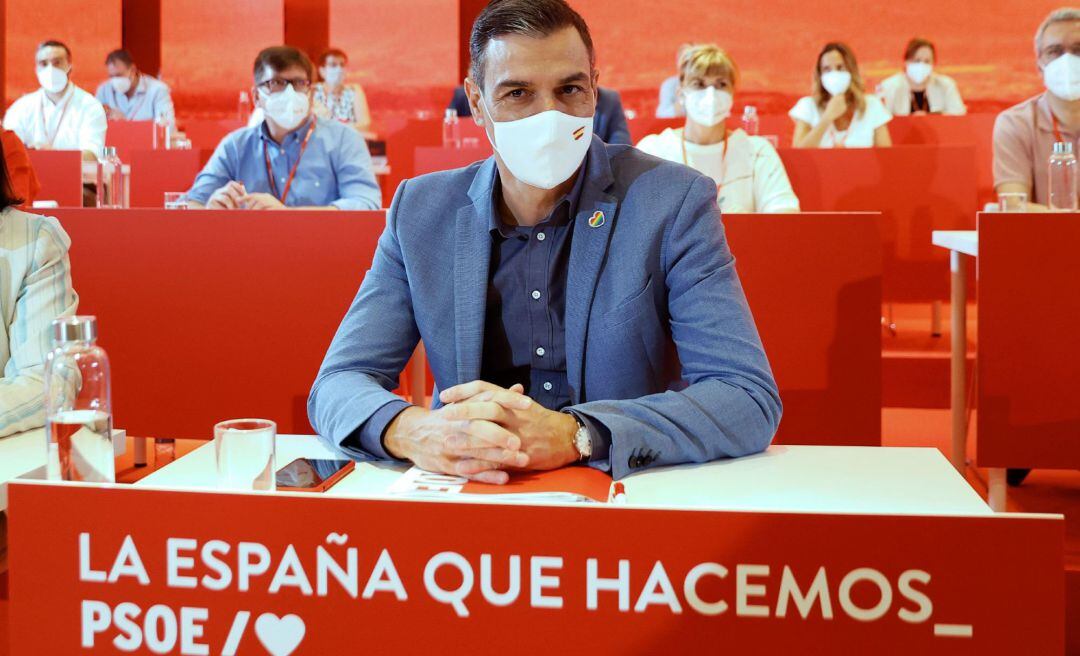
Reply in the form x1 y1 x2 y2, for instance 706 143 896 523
780 145 977 302
128 150 204 208
414 145 490 176
105 121 155 161
26 150 83 207
726 213 882 446
177 118 245 155
54 209 386 439
977 213 1080 469
889 114 997 205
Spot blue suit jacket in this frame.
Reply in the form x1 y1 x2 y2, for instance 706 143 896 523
309 137 782 479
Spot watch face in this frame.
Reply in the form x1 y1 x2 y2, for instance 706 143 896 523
575 425 592 459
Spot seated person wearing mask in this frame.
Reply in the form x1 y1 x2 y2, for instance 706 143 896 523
790 42 892 148
313 48 372 134
95 49 176 128
448 84 632 145
637 44 799 213
879 38 966 116
309 0 781 483
186 46 381 211
0 144 79 438
994 7 1080 211
3 40 107 162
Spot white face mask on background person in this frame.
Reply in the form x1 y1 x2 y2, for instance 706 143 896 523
109 75 132 94
906 62 933 85
260 84 311 131
820 70 852 97
321 66 345 86
1043 53 1080 102
683 87 733 127
480 96 593 190
37 65 69 94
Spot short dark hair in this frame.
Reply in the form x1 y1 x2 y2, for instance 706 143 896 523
903 38 936 62
105 49 134 67
252 46 314 83
318 48 349 67
36 39 71 61
0 144 25 211
469 0 594 87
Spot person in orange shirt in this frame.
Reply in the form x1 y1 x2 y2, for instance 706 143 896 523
0 130 40 206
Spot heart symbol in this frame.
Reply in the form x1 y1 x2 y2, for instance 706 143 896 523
254 613 306 656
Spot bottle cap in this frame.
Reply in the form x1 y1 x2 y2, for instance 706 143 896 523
744 105 758 116
445 108 458 120
51 316 98 343
1053 141 1074 155
100 146 118 159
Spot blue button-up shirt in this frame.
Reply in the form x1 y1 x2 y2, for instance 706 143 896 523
184 117 381 210
95 75 176 126
351 165 599 459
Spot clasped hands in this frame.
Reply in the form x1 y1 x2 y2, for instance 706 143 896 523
383 381 581 484
207 181 286 210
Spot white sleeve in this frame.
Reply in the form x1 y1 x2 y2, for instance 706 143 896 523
943 77 967 115
751 140 800 212
3 98 31 146
864 96 892 130
79 98 108 156
788 97 817 126
635 134 662 156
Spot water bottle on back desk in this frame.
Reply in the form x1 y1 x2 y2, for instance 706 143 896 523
44 317 114 483
1048 141 1078 211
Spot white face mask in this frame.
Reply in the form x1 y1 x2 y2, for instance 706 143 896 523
1043 53 1080 102
260 84 311 131
109 76 132 94
683 87 733 127
480 96 593 190
906 62 933 85
37 65 68 94
321 66 345 86
821 70 852 96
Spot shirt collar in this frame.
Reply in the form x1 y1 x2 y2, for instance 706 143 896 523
487 157 589 238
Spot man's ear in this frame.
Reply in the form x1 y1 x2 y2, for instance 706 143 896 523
464 77 484 126
252 86 263 108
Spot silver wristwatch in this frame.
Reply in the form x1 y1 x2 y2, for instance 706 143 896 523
569 413 592 461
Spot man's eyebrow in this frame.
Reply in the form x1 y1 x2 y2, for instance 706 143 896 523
494 79 532 91
557 72 590 85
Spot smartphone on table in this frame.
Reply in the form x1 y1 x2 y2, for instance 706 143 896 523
275 458 355 492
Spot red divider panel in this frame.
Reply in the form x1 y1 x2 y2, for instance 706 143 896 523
105 121 155 162
54 209 386 439
26 150 83 207
726 213 882 446
6 483 1065 654
977 213 1080 469
780 145 977 303
888 114 998 205
177 118 244 154
128 150 204 208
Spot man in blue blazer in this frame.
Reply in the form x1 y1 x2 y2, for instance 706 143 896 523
309 0 780 482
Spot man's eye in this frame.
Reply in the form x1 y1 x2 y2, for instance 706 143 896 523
508 89 526 98
562 85 582 94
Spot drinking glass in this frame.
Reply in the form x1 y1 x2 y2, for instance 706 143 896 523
998 192 1028 213
214 419 275 491
164 192 189 210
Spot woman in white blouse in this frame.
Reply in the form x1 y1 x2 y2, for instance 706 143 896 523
637 44 800 213
790 42 892 148
878 38 966 116
312 48 372 134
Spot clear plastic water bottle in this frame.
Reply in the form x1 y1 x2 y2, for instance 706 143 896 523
238 90 252 122
1048 141 1078 211
95 147 127 209
44 317 115 483
443 108 461 148
152 115 172 150
741 106 759 136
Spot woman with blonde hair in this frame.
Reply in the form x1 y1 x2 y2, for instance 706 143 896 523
790 42 892 148
637 44 800 213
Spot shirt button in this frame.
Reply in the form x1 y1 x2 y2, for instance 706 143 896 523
536 232 546 241
543 382 553 391
535 347 546 357
531 290 541 300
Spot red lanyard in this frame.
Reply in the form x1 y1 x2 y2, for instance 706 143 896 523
1052 112 1066 144
681 129 729 197
263 118 317 205
39 91 72 148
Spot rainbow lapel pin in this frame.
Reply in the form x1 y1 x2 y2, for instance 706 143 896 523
588 210 606 228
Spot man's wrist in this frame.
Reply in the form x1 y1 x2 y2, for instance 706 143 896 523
383 406 422 460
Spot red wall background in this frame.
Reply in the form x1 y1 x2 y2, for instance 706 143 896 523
0 0 1066 116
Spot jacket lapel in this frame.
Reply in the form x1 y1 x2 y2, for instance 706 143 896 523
565 139 618 402
453 160 496 385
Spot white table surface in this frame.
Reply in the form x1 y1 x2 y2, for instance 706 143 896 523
0 428 126 512
137 435 992 516
932 230 978 256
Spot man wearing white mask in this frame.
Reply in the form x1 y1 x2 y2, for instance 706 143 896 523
185 46 380 211
994 7 1080 210
878 38 966 116
637 44 799 213
95 49 176 128
309 0 781 482
3 40 107 162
